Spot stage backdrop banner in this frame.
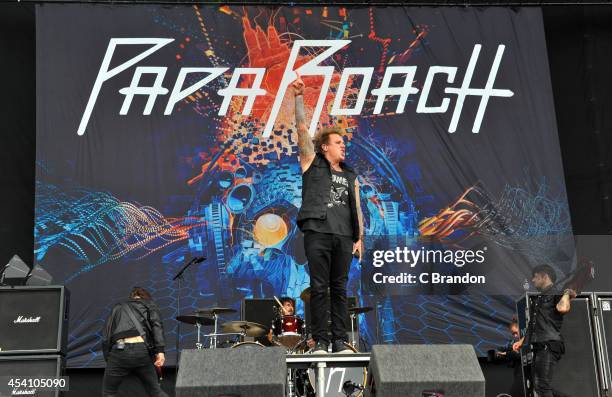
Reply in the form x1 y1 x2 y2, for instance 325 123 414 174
35 4 573 367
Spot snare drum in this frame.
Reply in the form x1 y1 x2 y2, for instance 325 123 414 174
272 315 305 349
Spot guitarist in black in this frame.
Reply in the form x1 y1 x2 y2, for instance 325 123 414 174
513 265 576 397
102 287 168 397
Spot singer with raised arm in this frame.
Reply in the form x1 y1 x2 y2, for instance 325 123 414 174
291 77 364 354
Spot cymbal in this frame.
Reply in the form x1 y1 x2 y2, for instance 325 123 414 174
299 288 311 303
176 314 215 326
348 306 373 315
196 307 237 315
221 321 268 337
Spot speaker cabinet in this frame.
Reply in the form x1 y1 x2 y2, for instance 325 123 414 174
0 355 65 397
175 347 287 397
365 344 485 397
242 298 276 329
0 286 69 355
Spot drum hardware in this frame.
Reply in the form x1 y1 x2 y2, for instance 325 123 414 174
288 366 317 397
200 321 267 349
196 307 237 316
197 307 237 349
347 307 372 348
287 367 296 397
230 341 266 349
175 314 215 326
294 367 315 397
176 313 215 349
177 308 246 349
221 320 268 337
273 314 306 351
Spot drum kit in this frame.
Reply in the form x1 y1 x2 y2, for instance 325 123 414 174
175 293 373 396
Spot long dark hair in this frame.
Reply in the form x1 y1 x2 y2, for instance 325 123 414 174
129 286 152 300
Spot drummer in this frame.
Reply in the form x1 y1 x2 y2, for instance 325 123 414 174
252 298 295 346
268 297 316 349
279 297 296 316
262 297 296 345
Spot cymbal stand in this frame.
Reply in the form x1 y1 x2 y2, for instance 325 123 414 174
196 322 203 349
350 312 357 348
287 368 296 397
212 312 218 348
203 330 244 348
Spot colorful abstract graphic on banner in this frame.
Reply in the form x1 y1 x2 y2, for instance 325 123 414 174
35 4 572 366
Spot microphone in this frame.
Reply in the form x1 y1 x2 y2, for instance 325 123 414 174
172 256 206 280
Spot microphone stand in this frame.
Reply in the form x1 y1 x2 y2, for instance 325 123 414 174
172 257 204 376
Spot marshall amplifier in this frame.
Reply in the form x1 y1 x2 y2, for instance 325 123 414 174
0 286 69 355
0 355 65 397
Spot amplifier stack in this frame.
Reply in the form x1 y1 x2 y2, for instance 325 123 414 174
0 286 69 396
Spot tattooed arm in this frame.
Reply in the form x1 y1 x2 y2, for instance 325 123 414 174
556 289 576 314
292 79 315 173
352 178 364 262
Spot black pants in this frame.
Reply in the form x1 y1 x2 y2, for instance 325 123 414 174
102 342 168 397
532 345 570 397
304 231 353 344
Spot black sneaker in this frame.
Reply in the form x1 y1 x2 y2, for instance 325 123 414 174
312 341 328 354
331 340 353 354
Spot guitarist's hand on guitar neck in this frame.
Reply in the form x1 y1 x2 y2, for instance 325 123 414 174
563 288 577 299
561 259 594 295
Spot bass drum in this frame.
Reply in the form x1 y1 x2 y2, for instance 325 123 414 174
272 315 305 350
231 341 266 349
307 343 366 397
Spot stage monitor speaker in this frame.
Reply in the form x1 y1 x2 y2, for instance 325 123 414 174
0 354 64 397
26 264 54 286
365 344 485 397
1 254 30 286
175 347 287 397
0 286 69 355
